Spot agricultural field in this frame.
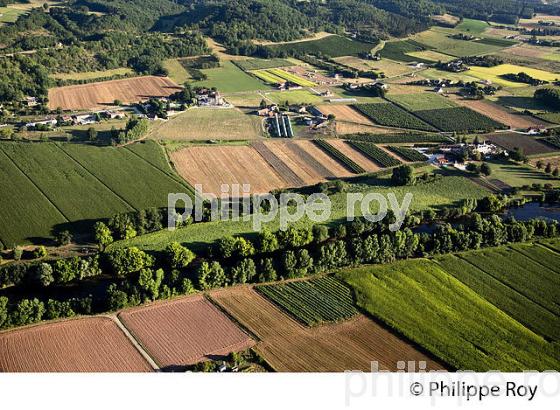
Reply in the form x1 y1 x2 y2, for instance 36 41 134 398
349 142 402 167
335 122 398 135
263 89 324 105
162 58 192 84
113 174 488 253
449 97 549 129
256 277 358 326
485 160 560 188
149 107 263 140
387 93 457 112
266 35 374 58
192 61 271 93
316 104 375 126
343 133 451 144
455 18 490 34
0 318 152 372
326 139 381 172
119 296 254 369
333 56 418 77
467 64 560 88
51 68 134 82
0 141 190 245
379 40 432 63
353 103 437 131
411 28 513 57
48 76 182 110
405 50 455 62
387 146 426 162
314 139 366 173
252 68 315 87
535 112 560 124
212 287 445 372
340 258 560 371
485 133 558 156
414 107 506 132
436 251 560 341
234 58 293 71
0 7 26 24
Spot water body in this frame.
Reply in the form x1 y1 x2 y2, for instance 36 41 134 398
507 202 560 222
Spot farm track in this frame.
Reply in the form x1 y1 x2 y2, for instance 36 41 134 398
110 314 160 371
252 141 305 186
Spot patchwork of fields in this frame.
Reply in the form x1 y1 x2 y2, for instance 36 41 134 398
266 35 374 58
48 76 182 111
212 286 445 372
169 139 390 196
0 141 191 245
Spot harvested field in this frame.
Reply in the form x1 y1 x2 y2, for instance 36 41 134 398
317 104 375 125
327 139 381 172
485 133 558 156
291 140 353 178
170 144 288 196
450 97 549 129
212 287 445 372
252 141 306 186
0 317 152 372
48 76 181 110
336 122 396 135
119 295 254 369
149 108 263 140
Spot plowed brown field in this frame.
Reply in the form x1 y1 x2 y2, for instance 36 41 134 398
171 140 354 196
450 97 547 129
48 76 182 110
170 144 288 196
211 287 446 372
0 317 152 372
118 295 254 369
336 122 396 135
327 139 381 172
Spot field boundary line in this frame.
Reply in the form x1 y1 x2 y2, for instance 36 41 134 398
251 141 306 186
124 143 196 196
109 314 161 371
456 254 559 317
0 148 70 222
508 245 560 276
55 144 137 211
537 242 560 258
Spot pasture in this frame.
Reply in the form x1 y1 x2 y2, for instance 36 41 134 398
48 76 182 110
0 141 191 245
192 61 271 93
266 35 374 58
340 258 560 371
411 28 510 57
264 89 324 105
333 56 418 77
455 19 490 34
212 287 445 372
405 50 455 62
51 68 134 82
149 107 263 140
119 296 254 368
485 160 560 188
234 58 293 71
162 59 192 84
0 317 152 372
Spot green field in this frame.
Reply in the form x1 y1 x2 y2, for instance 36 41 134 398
264 89 324 105
266 68 315 87
353 103 437 131
192 61 271 93
256 277 358 326
51 68 134 82
387 146 427 162
412 28 508 57
487 161 560 188
436 250 560 341
414 107 505 132
267 35 374 58
455 18 490 34
111 174 488 252
0 141 191 245
163 59 192 84
0 6 26 24
387 93 457 112
234 58 293 71
340 258 560 371
379 40 432 63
